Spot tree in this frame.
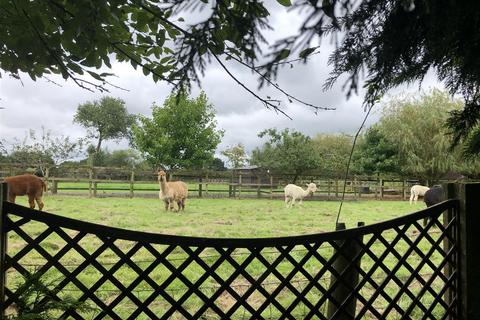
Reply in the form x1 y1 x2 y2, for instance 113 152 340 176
207 158 227 171
250 128 319 182
221 143 248 168
352 126 401 176
107 149 143 168
132 91 223 169
376 90 464 181
4 1 480 152
311 133 353 177
74 96 136 155
5 127 84 170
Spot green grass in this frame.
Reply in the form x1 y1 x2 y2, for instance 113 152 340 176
7 196 448 319
12 195 421 237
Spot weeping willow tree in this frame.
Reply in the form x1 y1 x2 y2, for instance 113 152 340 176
377 89 468 181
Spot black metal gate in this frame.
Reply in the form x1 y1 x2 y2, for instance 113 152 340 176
1 200 459 319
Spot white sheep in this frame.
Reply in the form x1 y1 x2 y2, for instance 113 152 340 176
284 183 317 208
409 184 430 205
158 170 188 212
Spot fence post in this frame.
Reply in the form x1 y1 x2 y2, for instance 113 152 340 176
129 170 135 198
238 174 242 199
198 177 203 198
402 180 407 200
0 183 8 320
257 176 261 198
205 173 209 197
442 183 456 320
88 168 93 197
380 179 384 199
270 175 273 199
335 179 339 198
354 177 358 199
327 180 331 199
449 182 480 320
326 222 364 319
51 180 58 194
93 181 97 198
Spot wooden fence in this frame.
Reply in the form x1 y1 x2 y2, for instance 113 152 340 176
1 182 471 319
43 176 421 200
0 163 439 200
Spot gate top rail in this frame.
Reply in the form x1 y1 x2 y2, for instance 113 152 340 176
3 199 458 248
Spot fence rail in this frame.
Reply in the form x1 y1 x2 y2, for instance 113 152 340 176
0 163 448 200
1 193 460 319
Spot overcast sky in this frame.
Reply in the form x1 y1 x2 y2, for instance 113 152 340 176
0 2 445 161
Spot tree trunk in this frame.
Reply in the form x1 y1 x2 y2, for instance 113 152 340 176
96 133 103 154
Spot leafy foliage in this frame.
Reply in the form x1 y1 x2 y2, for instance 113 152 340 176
311 133 353 177
81 147 146 169
7 273 95 320
132 91 223 169
250 128 319 182
4 127 84 169
207 157 227 171
74 96 136 155
0 1 272 91
4 1 480 151
221 143 248 168
375 90 464 180
352 126 401 176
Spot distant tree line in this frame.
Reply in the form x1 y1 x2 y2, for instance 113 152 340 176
251 90 480 182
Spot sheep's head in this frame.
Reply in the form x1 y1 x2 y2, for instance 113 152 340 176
157 170 167 182
306 183 317 194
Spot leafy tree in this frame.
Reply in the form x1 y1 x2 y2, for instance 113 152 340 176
311 133 353 177
132 91 223 169
74 97 136 156
352 126 401 176
250 128 319 182
221 143 248 168
107 149 143 168
207 157 227 171
5 127 84 170
377 90 464 181
4 1 480 151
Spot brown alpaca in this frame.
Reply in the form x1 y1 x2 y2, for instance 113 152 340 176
4 174 47 210
157 170 188 212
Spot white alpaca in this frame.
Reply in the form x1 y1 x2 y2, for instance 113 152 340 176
158 170 188 211
284 183 318 208
409 185 430 205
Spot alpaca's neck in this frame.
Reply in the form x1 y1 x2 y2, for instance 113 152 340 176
159 179 169 192
303 188 311 196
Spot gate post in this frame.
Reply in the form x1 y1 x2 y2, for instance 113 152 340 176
0 183 8 320
327 222 364 319
450 182 480 320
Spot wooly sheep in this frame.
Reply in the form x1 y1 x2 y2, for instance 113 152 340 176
4 174 47 210
423 185 445 226
284 183 317 208
409 185 430 205
157 170 188 212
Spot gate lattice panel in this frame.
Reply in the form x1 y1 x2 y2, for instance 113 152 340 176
1 200 459 319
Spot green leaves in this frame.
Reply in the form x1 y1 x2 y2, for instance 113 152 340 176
132 91 223 169
275 49 291 62
276 0 292 7
299 47 318 59
74 97 136 154
251 129 319 181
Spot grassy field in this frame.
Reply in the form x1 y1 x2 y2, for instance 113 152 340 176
7 196 447 319
12 195 421 237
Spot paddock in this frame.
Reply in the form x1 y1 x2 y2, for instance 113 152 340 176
3 192 461 319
